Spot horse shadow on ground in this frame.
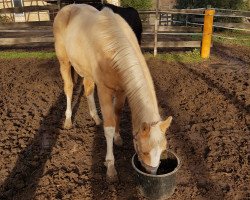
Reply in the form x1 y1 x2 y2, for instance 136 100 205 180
0 92 65 200
0 56 139 200
152 64 225 200
0 68 83 200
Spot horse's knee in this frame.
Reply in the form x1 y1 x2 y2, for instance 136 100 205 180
64 83 73 95
59 60 71 74
83 78 95 96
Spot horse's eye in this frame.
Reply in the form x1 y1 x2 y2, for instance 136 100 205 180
143 152 149 156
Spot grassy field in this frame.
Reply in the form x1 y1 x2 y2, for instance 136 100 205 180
213 30 250 47
145 49 203 63
0 51 56 59
190 30 250 47
0 49 204 63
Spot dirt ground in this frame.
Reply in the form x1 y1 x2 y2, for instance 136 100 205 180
0 43 249 200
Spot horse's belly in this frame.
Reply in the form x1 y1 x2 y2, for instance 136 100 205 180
95 67 123 91
71 62 92 78
67 48 95 78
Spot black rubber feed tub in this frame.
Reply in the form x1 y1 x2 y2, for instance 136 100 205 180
132 150 181 200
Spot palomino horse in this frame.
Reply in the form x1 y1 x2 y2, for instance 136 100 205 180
53 4 173 181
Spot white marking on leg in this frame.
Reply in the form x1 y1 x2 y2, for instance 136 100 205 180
113 96 116 109
64 95 73 129
65 95 72 119
104 126 115 162
104 126 117 181
87 93 102 125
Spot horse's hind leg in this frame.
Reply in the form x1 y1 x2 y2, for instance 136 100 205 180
114 92 126 146
55 39 73 129
83 78 102 125
59 59 73 129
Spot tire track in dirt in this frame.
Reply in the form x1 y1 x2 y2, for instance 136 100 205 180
147 54 249 199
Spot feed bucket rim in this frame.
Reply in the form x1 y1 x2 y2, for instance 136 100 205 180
131 150 181 178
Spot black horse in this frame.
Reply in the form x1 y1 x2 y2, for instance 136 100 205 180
91 3 142 45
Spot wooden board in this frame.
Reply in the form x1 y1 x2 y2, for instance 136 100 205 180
0 29 52 33
0 37 202 48
139 9 204 15
214 22 250 30
143 25 202 33
0 21 53 29
141 41 201 48
0 5 58 14
0 37 54 45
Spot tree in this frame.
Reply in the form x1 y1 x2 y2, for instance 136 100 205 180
120 0 152 10
176 0 246 10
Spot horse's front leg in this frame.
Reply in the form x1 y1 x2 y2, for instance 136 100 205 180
114 91 126 146
83 78 102 125
59 59 73 129
97 85 117 182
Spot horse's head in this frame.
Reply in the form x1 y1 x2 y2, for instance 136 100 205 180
133 116 173 174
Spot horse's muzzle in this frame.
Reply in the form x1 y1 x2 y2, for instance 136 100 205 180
141 162 160 175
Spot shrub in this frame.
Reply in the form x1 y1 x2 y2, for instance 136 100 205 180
120 0 152 10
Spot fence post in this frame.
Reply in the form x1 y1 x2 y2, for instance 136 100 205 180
201 7 215 59
154 0 159 56
57 0 61 10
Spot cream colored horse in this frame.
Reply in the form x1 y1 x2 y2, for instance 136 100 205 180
53 4 172 182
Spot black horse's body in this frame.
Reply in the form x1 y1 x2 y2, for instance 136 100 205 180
91 3 142 45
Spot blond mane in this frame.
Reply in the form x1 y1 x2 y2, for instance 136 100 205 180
95 8 161 132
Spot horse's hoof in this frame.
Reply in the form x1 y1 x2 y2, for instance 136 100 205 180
105 161 118 182
106 174 118 183
64 119 72 129
106 168 118 183
114 135 123 146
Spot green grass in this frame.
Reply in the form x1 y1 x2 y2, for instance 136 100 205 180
213 30 250 47
145 49 203 63
1 49 203 63
190 30 250 47
0 51 56 59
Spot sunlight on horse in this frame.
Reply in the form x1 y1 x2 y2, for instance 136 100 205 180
53 4 173 182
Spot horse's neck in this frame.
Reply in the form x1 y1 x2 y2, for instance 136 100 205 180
122 55 161 133
94 10 161 131
129 88 161 133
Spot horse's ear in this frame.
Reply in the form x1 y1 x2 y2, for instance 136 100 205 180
160 116 173 133
140 122 150 137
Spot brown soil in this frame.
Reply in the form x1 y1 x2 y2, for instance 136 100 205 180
0 44 249 200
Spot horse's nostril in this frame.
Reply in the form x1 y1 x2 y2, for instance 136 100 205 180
142 164 159 175
147 167 158 175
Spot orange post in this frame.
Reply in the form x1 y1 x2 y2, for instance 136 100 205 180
201 9 215 59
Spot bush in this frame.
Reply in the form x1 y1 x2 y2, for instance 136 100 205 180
175 0 246 10
120 0 152 10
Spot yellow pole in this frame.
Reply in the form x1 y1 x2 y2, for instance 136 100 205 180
201 9 215 59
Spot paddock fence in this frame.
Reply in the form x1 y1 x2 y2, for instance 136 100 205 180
139 7 250 55
0 1 250 56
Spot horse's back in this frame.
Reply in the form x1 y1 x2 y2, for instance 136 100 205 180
53 4 100 77
53 4 97 38
53 4 140 83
